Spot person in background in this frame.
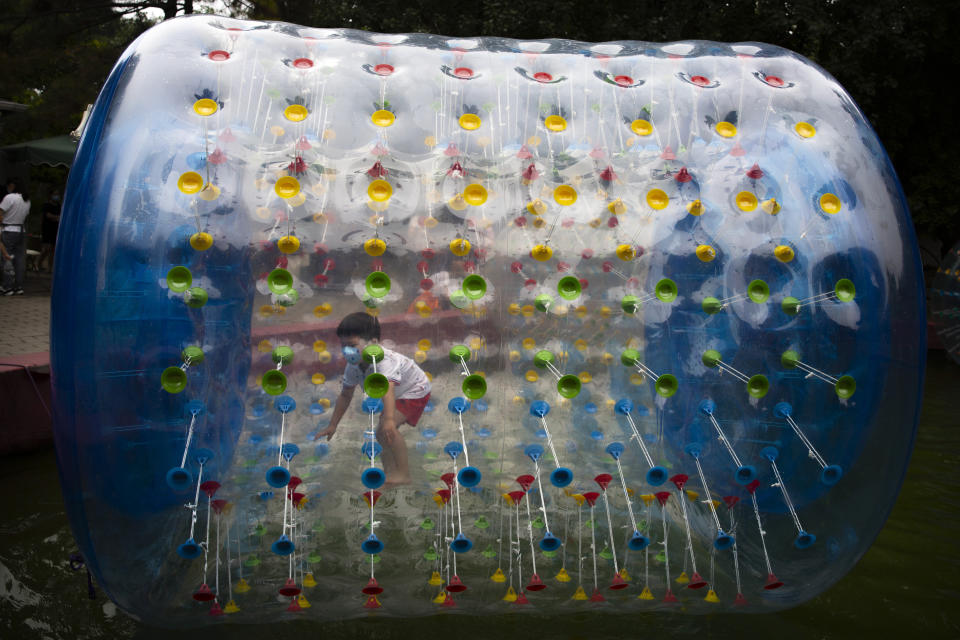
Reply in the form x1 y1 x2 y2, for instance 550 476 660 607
0 180 31 296
39 192 61 273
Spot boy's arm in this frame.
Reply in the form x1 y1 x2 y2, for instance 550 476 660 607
315 384 355 440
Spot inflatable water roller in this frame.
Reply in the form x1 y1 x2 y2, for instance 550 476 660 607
50 15 926 625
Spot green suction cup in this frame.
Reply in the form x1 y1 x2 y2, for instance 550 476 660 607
261 369 287 395
364 373 389 398
557 374 581 398
161 366 187 393
463 275 487 300
449 289 469 309
449 345 471 362
702 349 722 368
835 375 856 398
655 278 678 303
655 374 678 398
621 295 641 314
166 266 193 292
533 350 554 368
781 296 800 315
557 276 581 301
276 289 299 307
462 374 487 399
747 374 770 398
747 279 770 303
184 287 208 308
835 279 856 302
702 297 722 314
781 350 799 368
272 345 294 365
182 346 204 365
534 294 553 312
268 268 293 295
620 348 640 367
365 271 391 298
363 345 385 363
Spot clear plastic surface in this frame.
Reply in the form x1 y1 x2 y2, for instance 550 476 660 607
50 15 925 626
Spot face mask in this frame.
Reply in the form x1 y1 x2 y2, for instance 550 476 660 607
342 345 362 365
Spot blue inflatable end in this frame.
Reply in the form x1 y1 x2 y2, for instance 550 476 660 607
361 534 384 555
450 532 473 553
821 464 843 486
272 534 295 556
458 466 482 488
361 398 384 414
265 465 291 488
281 442 300 462
361 467 386 489
539 531 562 551
628 530 650 550
795 530 816 549
698 399 716 415
646 466 668 486
760 446 780 462
683 443 702 458
165 466 193 491
177 538 203 559
714 532 735 551
735 465 757 485
550 467 573 488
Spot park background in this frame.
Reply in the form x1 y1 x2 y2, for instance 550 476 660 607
1 1 958 638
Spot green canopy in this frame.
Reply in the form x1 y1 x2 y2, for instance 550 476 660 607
0 135 77 167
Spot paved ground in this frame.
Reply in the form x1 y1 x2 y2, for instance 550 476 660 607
0 270 52 358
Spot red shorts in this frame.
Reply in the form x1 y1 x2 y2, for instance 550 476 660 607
396 393 430 426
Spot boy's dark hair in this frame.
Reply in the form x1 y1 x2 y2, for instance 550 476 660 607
336 312 381 341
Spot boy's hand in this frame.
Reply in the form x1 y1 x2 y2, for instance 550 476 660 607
315 425 337 441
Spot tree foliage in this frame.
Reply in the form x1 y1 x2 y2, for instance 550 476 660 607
2 0 958 241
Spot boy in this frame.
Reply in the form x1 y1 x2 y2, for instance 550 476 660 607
316 312 431 487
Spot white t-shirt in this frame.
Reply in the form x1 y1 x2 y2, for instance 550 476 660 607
342 346 431 400
0 193 30 226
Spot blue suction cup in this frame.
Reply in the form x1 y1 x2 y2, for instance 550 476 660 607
628 530 650 550
361 467 386 489
361 441 383 460
447 397 470 414
458 466 482 487
714 531 735 550
773 401 793 418
271 534 295 556
794 530 816 549
524 444 544 463
165 466 193 491
265 465 291 488
177 538 203 559
361 534 384 555
821 464 843 486
605 442 625 460
361 398 384 414
734 465 757 485
539 531 562 551
443 441 464 460
529 400 550 417
614 398 633 415
450 532 473 553
550 467 573 488
281 443 300 462
274 395 296 413
193 447 214 465
646 466 668 486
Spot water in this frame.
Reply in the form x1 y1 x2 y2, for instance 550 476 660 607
2 352 958 639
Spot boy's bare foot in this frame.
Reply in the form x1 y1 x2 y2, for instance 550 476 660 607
382 476 412 489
